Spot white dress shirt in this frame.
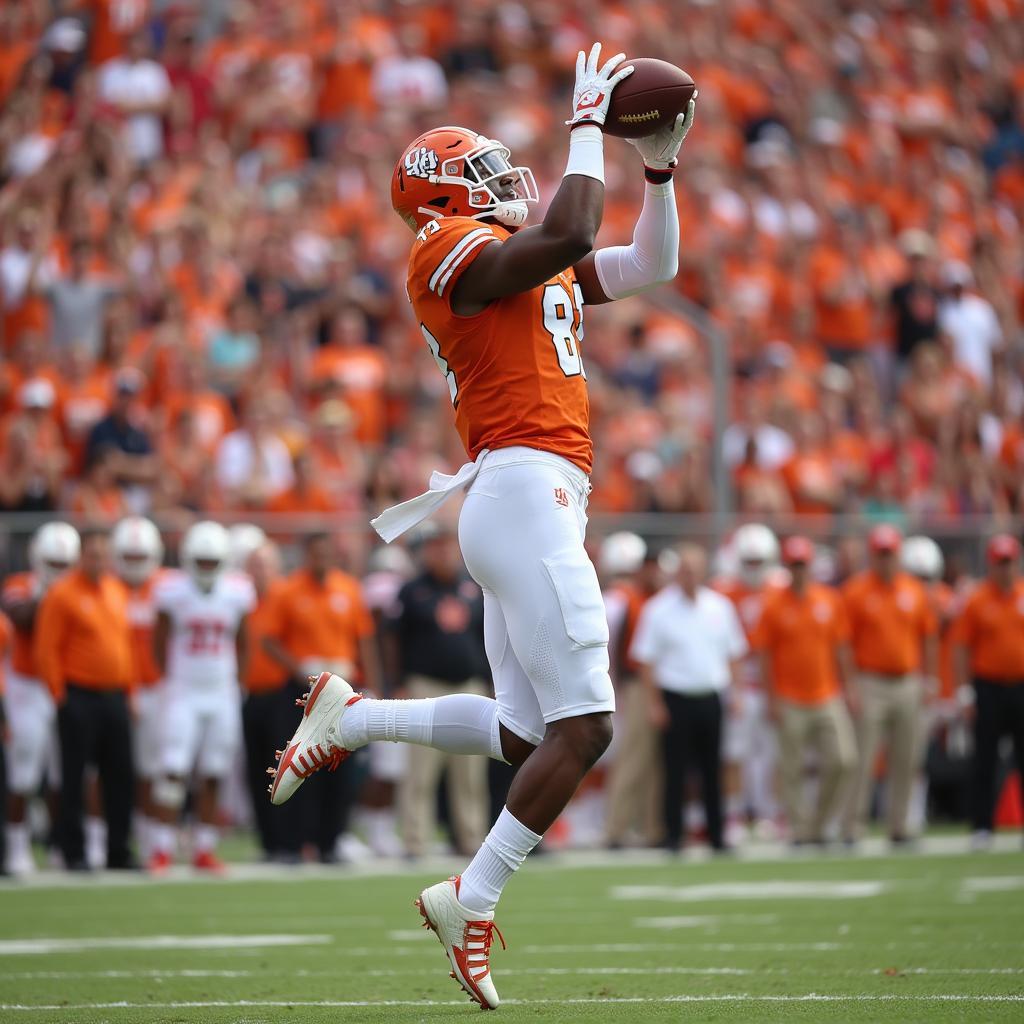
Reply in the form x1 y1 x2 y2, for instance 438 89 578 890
630 584 748 695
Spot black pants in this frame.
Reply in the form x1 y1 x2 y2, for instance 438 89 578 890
242 687 306 858
661 690 724 849
971 679 1024 831
57 685 134 868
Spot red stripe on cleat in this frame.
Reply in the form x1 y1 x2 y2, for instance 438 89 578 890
303 672 333 718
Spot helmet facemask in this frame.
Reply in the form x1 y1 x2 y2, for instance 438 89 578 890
449 140 538 228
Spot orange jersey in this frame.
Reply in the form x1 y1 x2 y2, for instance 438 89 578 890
753 584 849 705
407 217 592 473
953 580 1024 683
2 571 40 677
843 570 937 675
124 570 167 687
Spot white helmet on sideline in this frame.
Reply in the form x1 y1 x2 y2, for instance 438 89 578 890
227 523 267 569
111 516 164 586
181 521 230 591
600 532 647 577
902 535 944 581
734 523 780 587
30 522 81 587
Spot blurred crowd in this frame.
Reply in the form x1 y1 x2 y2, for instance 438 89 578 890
0 0 1022 536
1 514 1022 876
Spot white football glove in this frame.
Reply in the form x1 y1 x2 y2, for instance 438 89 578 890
566 42 634 129
628 95 697 169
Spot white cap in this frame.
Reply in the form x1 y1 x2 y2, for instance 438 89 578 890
44 18 87 53
942 260 973 287
901 535 944 581
19 378 56 410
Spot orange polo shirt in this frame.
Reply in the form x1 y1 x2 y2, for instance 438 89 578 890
265 568 373 672
843 570 937 675
753 583 849 705
953 580 1024 683
2 571 40 677
244 580 290 693
35 570 134 700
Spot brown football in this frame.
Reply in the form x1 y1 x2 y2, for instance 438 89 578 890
604 58 696 139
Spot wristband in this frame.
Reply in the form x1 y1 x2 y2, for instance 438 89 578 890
644 164 676 185
564 124 605 184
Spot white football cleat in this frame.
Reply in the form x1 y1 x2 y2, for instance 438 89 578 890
268 672 363 806
416 875 505 1010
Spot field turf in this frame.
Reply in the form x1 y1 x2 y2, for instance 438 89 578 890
0 845 1022 1023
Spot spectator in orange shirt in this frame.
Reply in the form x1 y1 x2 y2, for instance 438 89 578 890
266 448 336 517
35 527 135 870
755 537 857 845
781 412 844 517
809 215 875 361
0 380 67 513
71 445 127 524
262 532 381 861
842 525 939 844
953 535 1024 849
240 540 302 862
309 305 388 447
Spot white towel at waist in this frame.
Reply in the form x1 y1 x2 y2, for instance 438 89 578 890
370 449 489 543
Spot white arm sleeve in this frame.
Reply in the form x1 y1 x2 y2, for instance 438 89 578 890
593 181 679 300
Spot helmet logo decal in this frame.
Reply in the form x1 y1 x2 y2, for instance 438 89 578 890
405 146 439 178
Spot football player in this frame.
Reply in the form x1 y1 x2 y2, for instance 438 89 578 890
2 522 80 875
269 43 695 1007
714 523 783 841
111 516 166 860
149 521 254 872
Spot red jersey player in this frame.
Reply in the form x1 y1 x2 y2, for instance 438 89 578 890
269 43 696 1008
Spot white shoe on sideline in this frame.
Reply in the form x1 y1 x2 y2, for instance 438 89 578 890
416 875 505 1010
268 672 363 806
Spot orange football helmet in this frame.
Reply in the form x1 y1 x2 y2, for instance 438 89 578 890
391 125 538 233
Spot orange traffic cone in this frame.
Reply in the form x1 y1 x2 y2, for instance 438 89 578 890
994 771 1023 829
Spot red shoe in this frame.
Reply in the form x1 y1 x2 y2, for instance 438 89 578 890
192 850 226 874
147 850 173 875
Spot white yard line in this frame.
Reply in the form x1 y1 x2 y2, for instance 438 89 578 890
521 941 843 953
614 881 885 902
633 914 779 929
1 834 1020 892
960 876 1024 894
2 995 1024 1011
0 934 331 956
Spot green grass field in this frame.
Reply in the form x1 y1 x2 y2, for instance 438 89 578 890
1 847 1022 1023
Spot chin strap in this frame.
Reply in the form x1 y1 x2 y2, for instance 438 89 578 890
487 201 529 227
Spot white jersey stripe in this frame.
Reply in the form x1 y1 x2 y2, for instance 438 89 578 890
428 228 493 294
436 234 496 297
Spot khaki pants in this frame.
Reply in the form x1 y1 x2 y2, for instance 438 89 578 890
777 697 857 843
843 672 923 840
604 681 663 846
398 676 488 857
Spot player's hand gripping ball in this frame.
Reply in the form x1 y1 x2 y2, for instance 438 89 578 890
602 57 697 139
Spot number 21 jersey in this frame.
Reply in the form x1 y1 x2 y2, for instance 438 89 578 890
407 216 593 474
154 570 255 688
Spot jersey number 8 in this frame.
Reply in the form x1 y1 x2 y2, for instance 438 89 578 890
542 281 586 378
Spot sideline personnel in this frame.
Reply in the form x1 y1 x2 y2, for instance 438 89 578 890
35 528 135 870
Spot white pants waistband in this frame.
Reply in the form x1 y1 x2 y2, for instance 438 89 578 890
370 446 590 543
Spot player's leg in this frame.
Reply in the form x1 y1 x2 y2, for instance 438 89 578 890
191 693 242 871
131 685 164 860
148 690 199 870
3 676 55 874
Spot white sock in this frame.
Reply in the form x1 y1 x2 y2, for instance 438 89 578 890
151 823 176 856
85 816 107 868
339 694 504 760
459 807 542 915
6 823 31 863
194 824 218 854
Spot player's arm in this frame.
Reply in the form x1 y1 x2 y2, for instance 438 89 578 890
451 44 633 315
153 610 171 676
576 98 696 306
3 594 40 631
